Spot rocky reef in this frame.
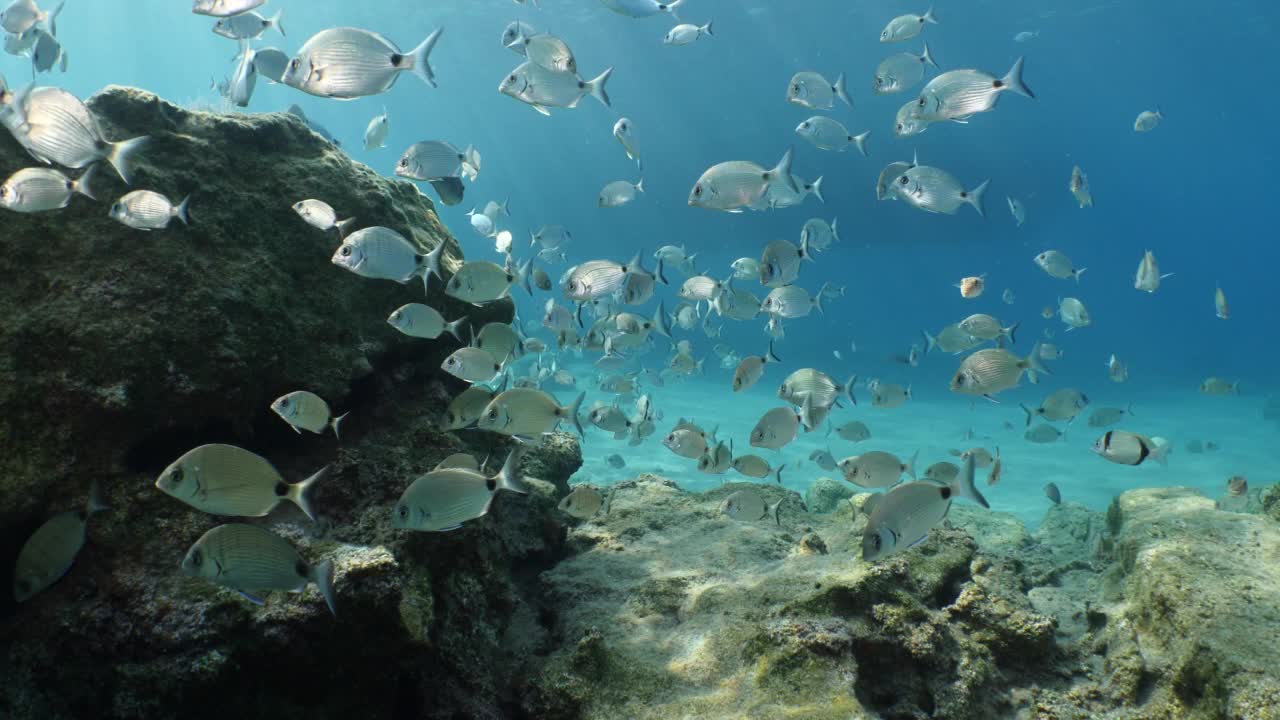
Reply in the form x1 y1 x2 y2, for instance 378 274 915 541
0 87 582 720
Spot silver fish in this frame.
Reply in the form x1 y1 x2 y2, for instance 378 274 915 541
800 217 839 252
281 27 443 98
722 489 782 526
749 406 801 450
1034 250 1085 282
6 86 149 183
732 342 781 392
293 199 355 236
0 166 93 213
109 190 190 230
1134 250 1173 293
688 148 797 212
895 164 989 216
599 0 684 19
1025 423 1064 443
1087 404 1134 428
442 347 503 383
156 444 327 520
443 379 506 430
388 304 465 341
393 450 526 531
795 116 869 155
761 284 824 318
778 368 855 408
873 43 936 94
447 260 523 304
192 0 264 17
759 238 810 287
212 9 283 40
613 116 641 167
1134 107 1163 132
181 523 336 615
880 7 937 42
1070 165 1093 208
1007 196 1025 226
254 47 290 83
332 227 443 294
506 27 576 74
477 388 585 440
598 177 644 207
664 21 713 45
271 391 347 438
2 0 60 33
499 61 613 114
396 140 474 181
1058 297 1091 329
1021 389 1088 425
502 21 535 52
786 70 851 110
363 107 389 150
840 450 916 489
861 455 988 561
876 160 913 200
13 480 108 602
559 485 607 519
950 344 1048 398
834 420 871 442
914 57 1033 123
1091 430 1168 466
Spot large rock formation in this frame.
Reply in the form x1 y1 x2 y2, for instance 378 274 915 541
0 87 583 720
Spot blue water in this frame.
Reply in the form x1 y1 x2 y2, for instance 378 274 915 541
37 0 1279 525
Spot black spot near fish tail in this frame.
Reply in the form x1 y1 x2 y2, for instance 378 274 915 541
486 477 497 491
390 52 404 68
993 80 1004 89
295 560 309 579
274 481 288 497
940 486 952 500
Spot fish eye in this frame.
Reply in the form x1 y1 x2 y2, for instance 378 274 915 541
693 185 703 197
487 408 498 419
289 58 300 71
397 505 408 519
280 398 290 408
340 246 352 257
170 467 184 482
898 176 909 185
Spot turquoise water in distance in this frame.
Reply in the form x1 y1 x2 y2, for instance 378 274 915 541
32 0 1279 527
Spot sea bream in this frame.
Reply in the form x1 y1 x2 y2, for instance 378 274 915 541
499 61 613 115
155 444 328 520
599 0 684 19
281 27 444 98
732 342 781 392
950 344 1048 399
212 9 284 40
181 523 337 615
109 190 191 230
913 57 1034 125
861 455 989 561
795 116 869 155
880 7 937 42
271 390 347 438
1058 297 1091 330
613 117 641 167
786 71 851 110
895 164 989 216
388 303 467 341
800 217 839 252
0 166 94 213
2 0 61 33
331 227 444 294
504 27 577 74
4 86 149 183
873 43 937 94
12 481 108 602
688 147 798 212
1069 165 1093 208
1034 250 1085 282
293 199 356 237
1091 430 1169 466
477 388 586 440
1021 388 1089 425
192 0 265 17
392 450 528 532
395 140 478 181
1134 250 1173 293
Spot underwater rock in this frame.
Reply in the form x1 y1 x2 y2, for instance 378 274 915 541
524 475 1069 719
803 475 854 513
0 86 586 720
1260 482 1280 523
1101 487 1280 717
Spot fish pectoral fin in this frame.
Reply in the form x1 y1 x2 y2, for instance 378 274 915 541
290 425 302 434
983 394 1000 404
237 589 267 606
532 104 551 117
435 524 465 532
906 532 930 550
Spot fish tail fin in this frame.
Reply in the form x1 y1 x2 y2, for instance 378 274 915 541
768 499 783 526
1025 342 1050 376
1019 403 1034 428
1149 441 1170 467
843 374 858 407
47 1 64 36
269 8 285 37
702 20 713 37
905 450 918 480
172 194 191 225
564 391 586 438
86 478 110 515
420 241 445 294
772 463 785 484
1002 56 1034 99
517 257 533 296
329 412 349 440
921 329 936 354
966 179 990 217
310 559 338 617
71 164 96 200
851 130 869 157
335 216 357 239
1074 267 1087 283
407 27 444 88
768 146 797 193
443 315 468 343
653 301 672 338
587 67 614 107
923 5 938 24
291 464 331 522
1006 321 1019 346
831 216 840 243
664 0 685 21
809 175 824 203
920 41 938 68
766 340 780 364
634 176 645 194
833 72 852 108
1126 402 1135 417
952 455 989 508
496 449 530 494
813 284 827 315
106 135 150 185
